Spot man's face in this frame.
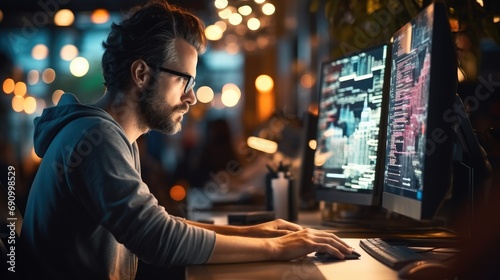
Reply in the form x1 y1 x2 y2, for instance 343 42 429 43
139 77 187 134
139 39 198 134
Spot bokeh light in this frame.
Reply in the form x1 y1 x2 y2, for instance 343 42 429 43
54 9 75 26
14 81 27 96
27 70 40 85
238 5 252 16
247 18 260 30
196 86 214 103
205 25 224 41
218 8 232 19
314 152 328 167
32 44 49 60
214 20 227 32
300 73 315 89
228 13 243 25
42 68 56 84
91 9 110 24
60 44 79 61
70 57 90 77
221 83 241 107
3 78 15 94
170 185 186 201
262 3 276 15
247 136 278 154
255 74 274 92
52 89 65 105
308 139 317 150
214 0 229 9
12 95 24 112
24 96 37 114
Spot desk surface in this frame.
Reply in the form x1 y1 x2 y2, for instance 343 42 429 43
186 211 404 280
186 238 398 280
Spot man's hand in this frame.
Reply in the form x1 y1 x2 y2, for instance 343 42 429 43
207 228 352 263
270 228 352 260
243 219 303 238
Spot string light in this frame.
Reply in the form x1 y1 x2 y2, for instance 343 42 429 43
262 3 276 15
238 5 252 16
211 0 277 52
247 18 261 30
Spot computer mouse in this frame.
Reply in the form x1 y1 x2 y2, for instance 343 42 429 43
315 250 361 261
398 260 454 279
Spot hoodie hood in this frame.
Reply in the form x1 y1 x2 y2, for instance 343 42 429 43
33 93 116 158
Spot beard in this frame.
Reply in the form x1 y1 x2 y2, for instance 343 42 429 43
139 80 188 135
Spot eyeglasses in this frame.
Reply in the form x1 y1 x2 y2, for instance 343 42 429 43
156 66 195 94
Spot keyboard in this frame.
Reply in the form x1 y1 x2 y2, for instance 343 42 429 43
359 238 424 270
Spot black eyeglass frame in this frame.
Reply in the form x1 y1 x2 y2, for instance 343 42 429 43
155 66 195 94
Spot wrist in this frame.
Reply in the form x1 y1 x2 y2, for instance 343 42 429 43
265 237 280 260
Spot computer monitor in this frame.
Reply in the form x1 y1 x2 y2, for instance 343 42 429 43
312 43 390 206
297 111 319 210
381 2 458 221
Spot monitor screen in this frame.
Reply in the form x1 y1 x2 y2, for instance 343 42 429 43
312 44 390 206
381 2 457 221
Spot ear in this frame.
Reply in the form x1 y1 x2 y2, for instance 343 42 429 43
130 59 151 89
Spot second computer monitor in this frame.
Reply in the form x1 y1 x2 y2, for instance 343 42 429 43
313 44 390 206
381 2 457 221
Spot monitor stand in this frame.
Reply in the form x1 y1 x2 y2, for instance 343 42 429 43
320 203 456 239
320 160 478 245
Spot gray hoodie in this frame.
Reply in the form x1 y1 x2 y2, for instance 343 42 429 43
21 93 215 279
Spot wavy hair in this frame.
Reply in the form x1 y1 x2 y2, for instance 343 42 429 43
101 0 206 92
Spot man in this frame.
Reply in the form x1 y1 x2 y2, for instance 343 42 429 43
20 1 352 279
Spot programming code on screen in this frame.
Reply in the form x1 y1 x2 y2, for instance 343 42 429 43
313 45 387 193
384 6 434 200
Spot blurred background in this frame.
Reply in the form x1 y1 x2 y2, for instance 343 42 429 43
1 0 500 218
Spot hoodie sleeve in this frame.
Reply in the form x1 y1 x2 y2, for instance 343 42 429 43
64 118 215 265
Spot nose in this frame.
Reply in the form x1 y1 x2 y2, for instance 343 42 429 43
183 87 197 106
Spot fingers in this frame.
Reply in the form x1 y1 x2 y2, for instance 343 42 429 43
328 232 351 250
272 228 352 261
304 229 352 256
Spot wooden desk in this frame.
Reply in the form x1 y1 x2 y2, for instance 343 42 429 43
186 211 401 280
186 238 398 280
